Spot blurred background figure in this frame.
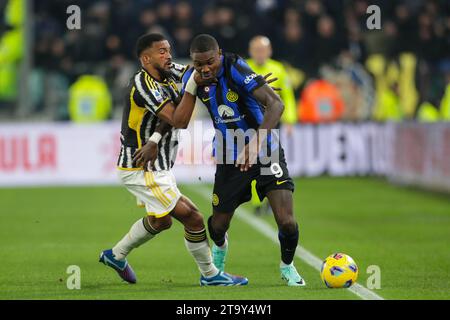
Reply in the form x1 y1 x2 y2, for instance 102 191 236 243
68 74 112 122
0 0 24 116
0 0 448 123
247 36 297 132
247 35 297 216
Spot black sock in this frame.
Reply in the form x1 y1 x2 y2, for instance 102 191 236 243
278 224 299 265
207 216 226 247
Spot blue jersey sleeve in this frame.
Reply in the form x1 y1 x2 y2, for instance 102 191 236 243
230 58 266 94
181 67 195 95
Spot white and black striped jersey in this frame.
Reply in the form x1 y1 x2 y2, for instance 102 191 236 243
117 62 188 171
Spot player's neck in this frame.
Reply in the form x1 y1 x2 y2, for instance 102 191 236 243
143 65 164 82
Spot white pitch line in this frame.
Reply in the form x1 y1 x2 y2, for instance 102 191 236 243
192 186 384 300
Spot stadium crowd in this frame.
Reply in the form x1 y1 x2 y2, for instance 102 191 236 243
1 0 449 121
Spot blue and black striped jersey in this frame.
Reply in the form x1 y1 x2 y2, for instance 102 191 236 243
182 53 272 161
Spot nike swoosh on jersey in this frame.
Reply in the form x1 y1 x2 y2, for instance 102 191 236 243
276 180 288 185
201 97 212 102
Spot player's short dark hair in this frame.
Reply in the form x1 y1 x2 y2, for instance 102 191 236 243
190 34 219 54
135 33 166 57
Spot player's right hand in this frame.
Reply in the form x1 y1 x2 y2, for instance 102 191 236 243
132 142 159 171
236 137 259 172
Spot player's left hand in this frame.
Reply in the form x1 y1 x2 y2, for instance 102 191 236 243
132 142 159 171
236 138 259 172
263 73 281 91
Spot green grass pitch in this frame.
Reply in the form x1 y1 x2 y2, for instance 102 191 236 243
0 177 449 300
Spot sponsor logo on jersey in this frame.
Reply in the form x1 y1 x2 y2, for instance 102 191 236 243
215 105 246 124
244 73 258 84
218 105 235 118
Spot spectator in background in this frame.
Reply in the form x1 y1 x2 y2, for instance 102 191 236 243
172 1 195 57
155 1 174 34
246 35 298 215
139 9 159 35
0 0 24 112
68 74 112 122
214 6 238 52
394 3 418 54
22 0 450 122
199 7 217 36
247 36 297 133
302 0 323 36
101 34 135 118
312 15 346 74
274 19 310 74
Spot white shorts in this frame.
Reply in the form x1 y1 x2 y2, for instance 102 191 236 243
118 169 182 218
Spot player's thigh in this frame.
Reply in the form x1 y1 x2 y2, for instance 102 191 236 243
266 189 294 217
255 148 294 203
212 164 252 213
179 195 199 213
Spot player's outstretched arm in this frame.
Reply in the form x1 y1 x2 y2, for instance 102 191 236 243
253 84 285 130
236 84 284 171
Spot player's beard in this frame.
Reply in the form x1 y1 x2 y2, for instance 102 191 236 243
155 64 172 80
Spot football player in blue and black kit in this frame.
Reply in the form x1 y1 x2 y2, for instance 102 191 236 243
157 34 305 286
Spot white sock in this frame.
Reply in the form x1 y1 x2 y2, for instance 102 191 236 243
184 229 220 278
112 218 158 260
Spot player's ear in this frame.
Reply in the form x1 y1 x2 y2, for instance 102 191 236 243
141 54 150 65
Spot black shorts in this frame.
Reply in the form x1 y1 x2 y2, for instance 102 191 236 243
212 148 294 213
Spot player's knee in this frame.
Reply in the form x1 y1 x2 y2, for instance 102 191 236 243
186 209 205 230
211 220 229 237
160 216 173 230
278 217 297 235
150 215 172 231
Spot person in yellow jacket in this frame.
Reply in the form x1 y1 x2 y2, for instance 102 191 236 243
417 101 440 122
247 35 298 215
0 27 23 102
440 82 450 121
0 0 24 103
68 75 112 122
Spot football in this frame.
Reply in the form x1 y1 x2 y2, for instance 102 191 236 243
320 253 359 288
